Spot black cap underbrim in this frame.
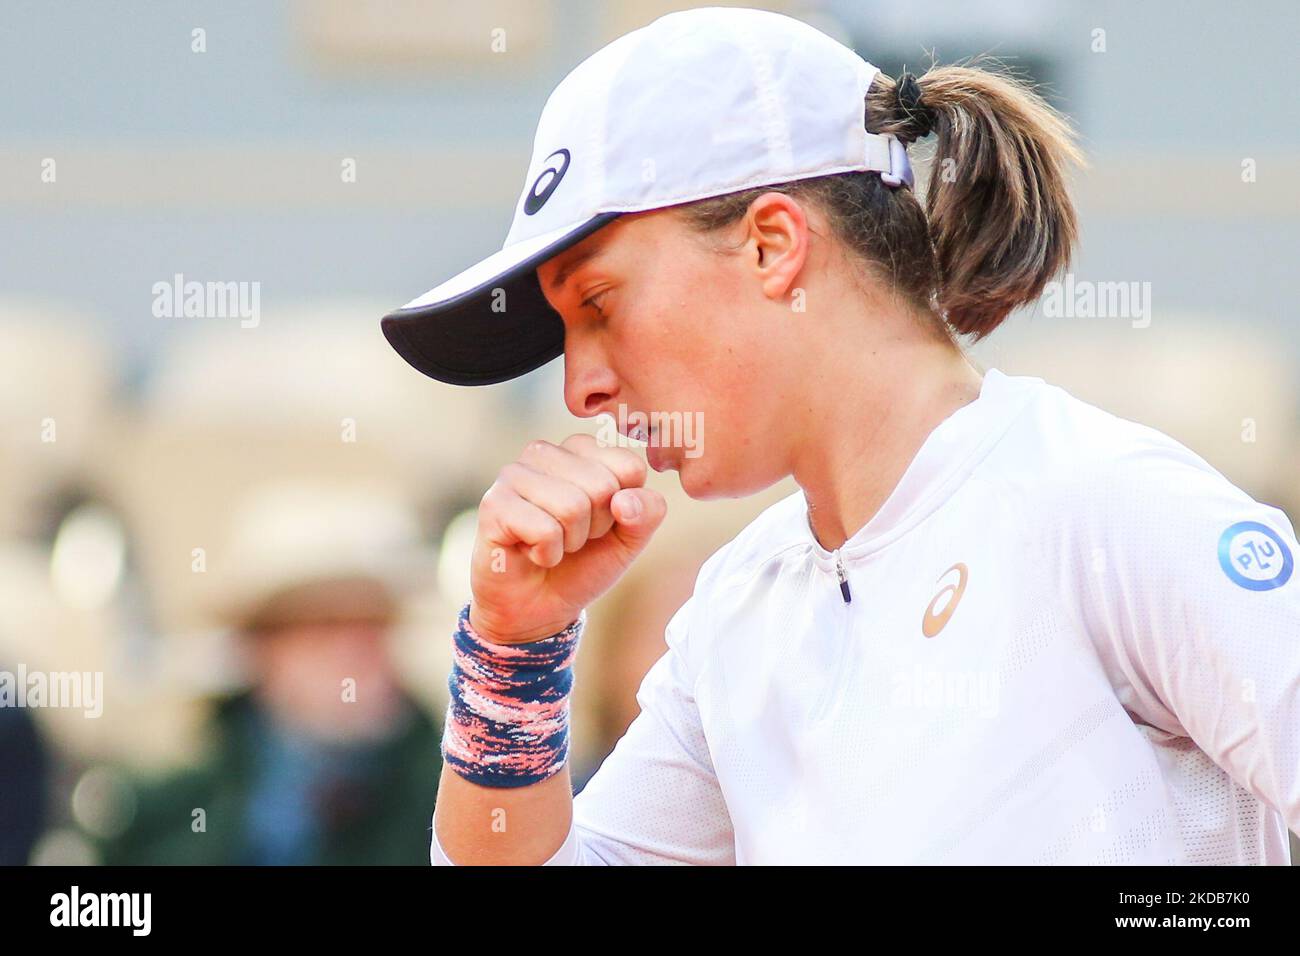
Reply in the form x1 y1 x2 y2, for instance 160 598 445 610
380 213 621 386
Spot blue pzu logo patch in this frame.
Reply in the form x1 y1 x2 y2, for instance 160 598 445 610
1218 521 1293 591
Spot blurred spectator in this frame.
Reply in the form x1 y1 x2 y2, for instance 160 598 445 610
0 701 49 864
101 483 442 865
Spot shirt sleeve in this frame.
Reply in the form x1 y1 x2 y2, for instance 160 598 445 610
563 591 736 865
1065 441 1300 833
431 591 736 865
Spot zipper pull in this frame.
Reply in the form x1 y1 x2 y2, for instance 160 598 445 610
834 549 852 603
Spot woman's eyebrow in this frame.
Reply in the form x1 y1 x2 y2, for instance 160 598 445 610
548 245 606 294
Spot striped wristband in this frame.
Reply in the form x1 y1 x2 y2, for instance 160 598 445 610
442 603 583 788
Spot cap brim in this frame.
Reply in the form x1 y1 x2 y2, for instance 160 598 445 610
381 213 621 386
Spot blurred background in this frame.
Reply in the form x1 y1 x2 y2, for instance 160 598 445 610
0 0 1296 864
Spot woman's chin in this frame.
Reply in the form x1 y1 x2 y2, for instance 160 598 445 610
677 455 787 502
676 456 735 500
674 456 710 498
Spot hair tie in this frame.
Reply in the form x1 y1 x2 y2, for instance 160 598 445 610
896 72 935 140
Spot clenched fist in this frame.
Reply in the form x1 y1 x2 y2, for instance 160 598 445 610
468 433 668 644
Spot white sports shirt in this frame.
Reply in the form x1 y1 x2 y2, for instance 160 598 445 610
433 367 1300 865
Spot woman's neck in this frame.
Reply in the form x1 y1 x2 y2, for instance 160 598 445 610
793 335 984 552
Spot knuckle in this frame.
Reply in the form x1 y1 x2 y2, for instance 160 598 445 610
541 521 565 553
589 469 621 504
479 480 504 508
521 438 553 460
554 488 591 527
613 448 647 482
497 462 528 488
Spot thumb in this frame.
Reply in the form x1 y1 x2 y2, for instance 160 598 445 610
609 487 667 553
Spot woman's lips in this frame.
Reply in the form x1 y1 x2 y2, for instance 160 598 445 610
619 417 679 472
646 440 675 473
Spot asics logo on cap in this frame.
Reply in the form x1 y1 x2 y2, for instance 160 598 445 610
523 148 571 215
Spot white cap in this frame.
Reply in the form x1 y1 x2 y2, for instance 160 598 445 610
382 6 912 386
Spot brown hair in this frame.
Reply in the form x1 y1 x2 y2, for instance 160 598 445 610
677 60 1085 340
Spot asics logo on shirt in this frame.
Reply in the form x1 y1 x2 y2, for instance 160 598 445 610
922 562 968 637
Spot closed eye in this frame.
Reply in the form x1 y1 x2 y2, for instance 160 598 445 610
581 289 610 316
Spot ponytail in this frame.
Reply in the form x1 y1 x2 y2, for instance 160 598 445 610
867 61 1085 338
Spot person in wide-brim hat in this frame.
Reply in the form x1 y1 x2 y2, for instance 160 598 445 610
104 481 445 865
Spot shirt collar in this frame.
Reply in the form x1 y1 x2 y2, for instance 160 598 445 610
806 367 1042 566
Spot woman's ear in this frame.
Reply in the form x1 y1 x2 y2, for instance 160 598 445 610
744 192 810 303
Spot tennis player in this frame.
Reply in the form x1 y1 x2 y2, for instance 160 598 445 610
381 8 1300 864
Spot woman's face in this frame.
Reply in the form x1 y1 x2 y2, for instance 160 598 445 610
537 203 807 500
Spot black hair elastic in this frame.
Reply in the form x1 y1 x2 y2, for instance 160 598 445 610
896 72 935 140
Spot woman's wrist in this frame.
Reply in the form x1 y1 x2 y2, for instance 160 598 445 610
442 603 584 788
467 602 582 646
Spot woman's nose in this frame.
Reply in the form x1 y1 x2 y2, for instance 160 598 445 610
563 348 619 419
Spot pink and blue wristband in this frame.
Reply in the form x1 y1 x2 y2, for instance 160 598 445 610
442 604 583 788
